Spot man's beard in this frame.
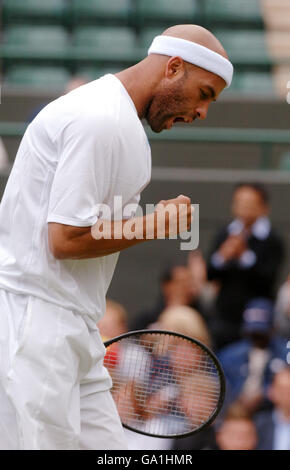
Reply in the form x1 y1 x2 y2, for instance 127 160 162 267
145 79 187 133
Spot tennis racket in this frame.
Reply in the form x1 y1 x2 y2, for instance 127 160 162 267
104 329 225 439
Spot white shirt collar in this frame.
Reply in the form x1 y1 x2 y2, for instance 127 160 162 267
227 216 271 240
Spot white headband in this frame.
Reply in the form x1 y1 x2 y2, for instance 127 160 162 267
148 35 233 88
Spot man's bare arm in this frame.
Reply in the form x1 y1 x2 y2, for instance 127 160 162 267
48 216 150 260
48 195 193 260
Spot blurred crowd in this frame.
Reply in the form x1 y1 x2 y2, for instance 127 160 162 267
98 182 290 451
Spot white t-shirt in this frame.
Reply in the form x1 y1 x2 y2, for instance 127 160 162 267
0 74 151 322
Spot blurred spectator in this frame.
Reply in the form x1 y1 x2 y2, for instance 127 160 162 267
207 182 284 349
131 263 206 330
255 367 290 450
215 402 258 450
0 138 10 172
98 299 128 341
154 304 212 348
274 274 290 339
218 298 287 414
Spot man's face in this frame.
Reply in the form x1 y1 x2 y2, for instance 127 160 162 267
216 419 257 450
162 266 195 305
232 187 268 227
145 62 226 133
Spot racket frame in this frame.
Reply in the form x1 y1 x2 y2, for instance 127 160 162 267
104 329 226 439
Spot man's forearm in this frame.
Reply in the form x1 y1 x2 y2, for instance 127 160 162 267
48 195 193 260
53 215 154 260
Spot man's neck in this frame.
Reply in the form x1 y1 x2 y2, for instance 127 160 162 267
115 58 162 120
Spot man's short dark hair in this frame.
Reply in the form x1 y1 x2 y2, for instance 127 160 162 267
160 263 186 284
233 182 269 204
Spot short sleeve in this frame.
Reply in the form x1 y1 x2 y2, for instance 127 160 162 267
123 193 141 219
47 115 116 227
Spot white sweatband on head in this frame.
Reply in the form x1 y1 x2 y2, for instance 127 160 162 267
148 35 233 88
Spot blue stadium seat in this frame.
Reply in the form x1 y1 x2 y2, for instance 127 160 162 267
138 28 164 57
228 72 274 95
71 0 131 23
2 25 69 60
136 0 200 25
214 30 270 64
73 27 138 62
279 151 290 171
139 28 164 48
3 0 67 24
204 0 263 26
4 65 71 89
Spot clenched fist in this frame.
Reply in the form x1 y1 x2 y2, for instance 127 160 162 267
146 195 194 239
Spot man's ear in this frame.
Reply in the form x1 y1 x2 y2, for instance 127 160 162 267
165 56 185 79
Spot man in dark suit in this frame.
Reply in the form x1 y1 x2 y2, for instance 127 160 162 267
255 367 290 450
207 183 284 349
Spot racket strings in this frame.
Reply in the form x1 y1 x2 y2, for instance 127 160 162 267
105 332 221 437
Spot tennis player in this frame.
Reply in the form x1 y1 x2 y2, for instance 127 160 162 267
0 24 233 449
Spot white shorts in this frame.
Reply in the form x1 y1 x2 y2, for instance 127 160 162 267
0 288 127 450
